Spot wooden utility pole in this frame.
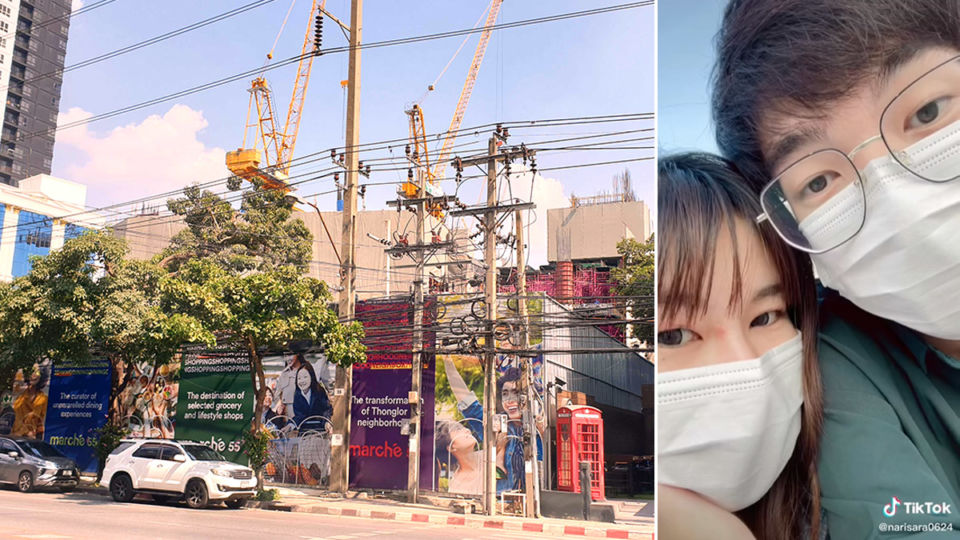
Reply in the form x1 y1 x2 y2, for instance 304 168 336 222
406 160 427 503
516 209 540 517
482 135 499 516
331 0 361 495
386 196 456 501
448 131 535 516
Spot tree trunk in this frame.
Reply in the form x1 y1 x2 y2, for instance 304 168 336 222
98 357 133 483
245 335 267 490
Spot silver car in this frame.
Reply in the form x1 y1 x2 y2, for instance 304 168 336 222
0 436 79 492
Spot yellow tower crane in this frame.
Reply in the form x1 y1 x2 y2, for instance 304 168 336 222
402 0 503 203
226 0 327 191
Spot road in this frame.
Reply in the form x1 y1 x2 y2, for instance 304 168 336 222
0 488 555 540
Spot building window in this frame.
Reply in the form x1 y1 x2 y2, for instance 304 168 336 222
11 210 52 277
64 223 87 242
0 21 9 32
0 5 9 16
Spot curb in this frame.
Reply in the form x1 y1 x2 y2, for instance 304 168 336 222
249 501 654 539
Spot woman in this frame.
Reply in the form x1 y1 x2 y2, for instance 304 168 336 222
12 369 48 439
442 357 543 493
657 153 823 539
435 419 482 494
291 363 332 432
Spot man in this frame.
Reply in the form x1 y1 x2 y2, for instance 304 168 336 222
713 1 960 537
275 353 305 418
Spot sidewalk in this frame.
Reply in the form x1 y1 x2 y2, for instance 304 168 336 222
76 478 654 539
253 486 655 539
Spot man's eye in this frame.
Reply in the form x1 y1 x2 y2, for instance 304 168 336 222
657 328 698 347
908 97 949 129
750 310 785 328
805 174 829 194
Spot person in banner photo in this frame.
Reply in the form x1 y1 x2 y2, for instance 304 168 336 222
262 352 335 486
115 360 179 439
12 362 51 439
434 418 482 494
441 355 543 494
291 363 332 432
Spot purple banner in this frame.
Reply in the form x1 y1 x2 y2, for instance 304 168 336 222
348 364 435 490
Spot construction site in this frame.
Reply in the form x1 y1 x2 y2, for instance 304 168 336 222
0 0 654 531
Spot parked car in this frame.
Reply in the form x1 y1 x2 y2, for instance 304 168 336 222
0 436 79 492
102 439 256 509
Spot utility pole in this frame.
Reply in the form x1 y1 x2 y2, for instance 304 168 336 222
407 158 427 503
516 209 540 517
482 135 499 516
449 129 535 516
331 0 361 495
386 192 457 503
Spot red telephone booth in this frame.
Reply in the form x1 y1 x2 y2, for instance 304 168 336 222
556 405 605 500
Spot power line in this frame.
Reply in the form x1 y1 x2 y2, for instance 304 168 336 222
4 116 653 232
22 2 653 142
0 0 118 44
0 0 276 97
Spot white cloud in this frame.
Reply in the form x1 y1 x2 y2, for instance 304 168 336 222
502 165 569 267
71 0 83 10
55 105 227 207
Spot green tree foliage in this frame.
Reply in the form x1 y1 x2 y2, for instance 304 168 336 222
159 181 365 454
159 178 312 274
611 235 655 345
0 231 215 426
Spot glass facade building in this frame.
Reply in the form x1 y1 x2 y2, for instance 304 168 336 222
10 209 51 277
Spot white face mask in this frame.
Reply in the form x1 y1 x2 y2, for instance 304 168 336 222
800 120 960 339
657 333 804 511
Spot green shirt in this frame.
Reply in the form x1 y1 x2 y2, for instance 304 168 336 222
818 294 960 539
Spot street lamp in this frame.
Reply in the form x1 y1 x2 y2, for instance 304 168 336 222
285 193 342 266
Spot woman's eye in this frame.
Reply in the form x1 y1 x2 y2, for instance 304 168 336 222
750 310 785 328
657 328 698 347
908 97 950 129
803 172 835 196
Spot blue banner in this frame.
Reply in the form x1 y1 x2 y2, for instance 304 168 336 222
45 360 111 473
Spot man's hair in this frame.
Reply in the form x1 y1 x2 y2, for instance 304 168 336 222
712 0 960 183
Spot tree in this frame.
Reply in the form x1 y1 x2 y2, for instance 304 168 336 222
159 177 312 274
611 235 655 345
0 231 215 478
159 180 365 486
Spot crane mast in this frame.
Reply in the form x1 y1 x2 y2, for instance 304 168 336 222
226 0 325 190
431 0 502 181
402 0 502 201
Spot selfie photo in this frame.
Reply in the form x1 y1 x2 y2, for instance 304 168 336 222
658 1 960 538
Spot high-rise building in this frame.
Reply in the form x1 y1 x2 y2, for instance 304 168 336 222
0 0 71 186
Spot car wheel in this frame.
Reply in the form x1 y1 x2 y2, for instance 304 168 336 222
224 497 248 509
109 474 135 503
184 479 209 509
16 471 33 493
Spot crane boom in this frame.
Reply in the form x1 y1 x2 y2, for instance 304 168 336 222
279 0 324 175
227 0 325 190
430 0 502 181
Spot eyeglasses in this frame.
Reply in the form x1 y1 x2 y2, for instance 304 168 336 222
756 54 960 253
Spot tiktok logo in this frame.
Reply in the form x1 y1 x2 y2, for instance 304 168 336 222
884 496 902 517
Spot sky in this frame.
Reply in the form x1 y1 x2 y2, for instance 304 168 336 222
50 1 655 266
658 0 724 154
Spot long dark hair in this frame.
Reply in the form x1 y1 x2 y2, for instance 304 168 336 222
296 362 327 398
658 152 823 540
